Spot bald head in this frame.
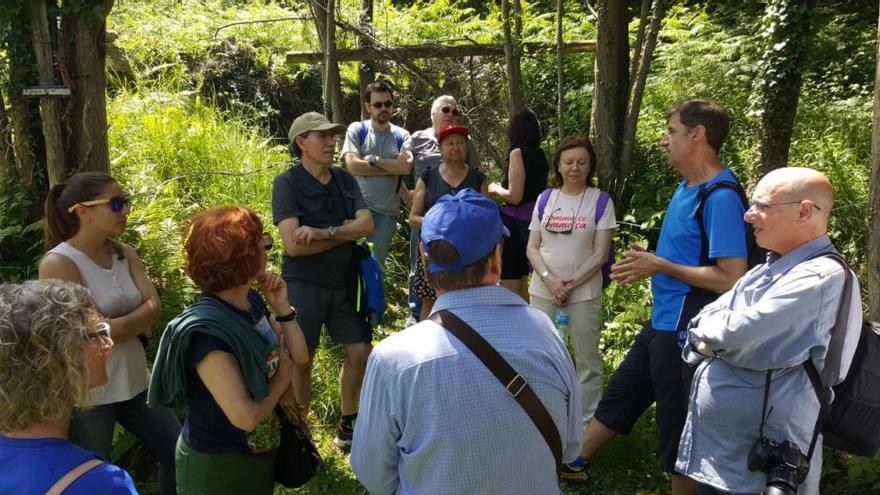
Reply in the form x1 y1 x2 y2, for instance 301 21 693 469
747 167 833 255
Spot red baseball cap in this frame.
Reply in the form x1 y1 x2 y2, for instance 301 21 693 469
437 125 469 143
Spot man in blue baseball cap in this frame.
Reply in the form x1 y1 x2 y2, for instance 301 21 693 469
351 188 583 494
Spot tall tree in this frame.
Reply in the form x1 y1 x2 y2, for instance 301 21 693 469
311 0 342 123
358 0 374 120
30 0 66 186
869 6 880 322
556 0 564 139
751 0 815 181
502 0 524 114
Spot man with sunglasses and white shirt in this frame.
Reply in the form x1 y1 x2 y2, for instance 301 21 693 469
405 95 481 323
342 80 414 268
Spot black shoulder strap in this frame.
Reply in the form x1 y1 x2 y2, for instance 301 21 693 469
694 180 748 266
429 310 563 468
801 252 853 460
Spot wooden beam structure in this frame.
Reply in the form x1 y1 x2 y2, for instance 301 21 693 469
286 40 596 64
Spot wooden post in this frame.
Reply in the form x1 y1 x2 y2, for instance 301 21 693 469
29 0 67 186
358 0 374 120
556 0 564 139
286 41 596 63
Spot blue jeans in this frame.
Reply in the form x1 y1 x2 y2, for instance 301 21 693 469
408 226 423 319
367 210 397 269
70 390 181 495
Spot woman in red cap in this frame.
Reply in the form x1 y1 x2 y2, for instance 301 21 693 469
408 125 488 320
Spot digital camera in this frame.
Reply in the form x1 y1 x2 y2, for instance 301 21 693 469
747 437 810 495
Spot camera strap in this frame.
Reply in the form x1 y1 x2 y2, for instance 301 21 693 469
757 370 773 440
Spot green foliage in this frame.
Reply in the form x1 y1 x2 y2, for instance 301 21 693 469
0 175 43 282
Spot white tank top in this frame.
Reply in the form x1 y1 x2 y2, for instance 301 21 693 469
47 242 150 405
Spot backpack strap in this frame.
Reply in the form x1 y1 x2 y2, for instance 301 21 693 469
594 191 609 226
392 128 404 151
357 120 369 148
694 180 748 266
536 188 553 222
45 458 105 495
801 252 854 460
429 310 563 469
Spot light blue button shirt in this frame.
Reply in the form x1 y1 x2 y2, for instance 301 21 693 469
676 235 863 495
351 285 582 495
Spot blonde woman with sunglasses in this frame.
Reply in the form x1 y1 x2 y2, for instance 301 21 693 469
39 171 181 495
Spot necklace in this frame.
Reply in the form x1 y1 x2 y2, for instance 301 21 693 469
549 187 589 228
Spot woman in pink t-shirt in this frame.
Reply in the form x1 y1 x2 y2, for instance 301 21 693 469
526 135 618 425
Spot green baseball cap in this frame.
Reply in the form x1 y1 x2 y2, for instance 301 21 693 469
288 112 346 141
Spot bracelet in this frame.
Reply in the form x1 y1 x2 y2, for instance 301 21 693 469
275 306 297 322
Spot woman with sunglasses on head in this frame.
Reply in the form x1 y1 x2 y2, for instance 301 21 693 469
148 206 310 495
489 108 550 302
526 135 617 428
39 171 181 494
409 125 488 321
0 279 137 494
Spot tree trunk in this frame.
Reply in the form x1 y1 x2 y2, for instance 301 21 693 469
5 9 41 189
502 0 524 114
869 6 880 322
0 91 14 178
311 0 342 123
752 0 814 182
358 0 374 120
556 0 564 139
589 0 629 199
60 0 113 174
619 0 664 202
30 0 67 186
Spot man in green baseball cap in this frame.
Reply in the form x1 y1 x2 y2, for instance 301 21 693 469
271 111 375 451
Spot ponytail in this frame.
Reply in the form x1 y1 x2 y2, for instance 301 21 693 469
42 172 118 252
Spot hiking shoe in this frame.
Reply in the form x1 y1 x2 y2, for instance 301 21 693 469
559 456 589 484
333 423 353 451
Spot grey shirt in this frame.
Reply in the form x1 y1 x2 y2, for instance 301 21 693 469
411 127 481 179
676 235 863 495
341 121 413 216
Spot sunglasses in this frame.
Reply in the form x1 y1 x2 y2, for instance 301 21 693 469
67 195 130 213
441 106 462 117
371 100 394 109
86 322 112 342
545 208 574 235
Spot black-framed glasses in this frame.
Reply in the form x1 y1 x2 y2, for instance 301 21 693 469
441 106 461 117
371 100 394 109
748 199 822 213
67 195 130 213
544 207 575 235
86 322 112 342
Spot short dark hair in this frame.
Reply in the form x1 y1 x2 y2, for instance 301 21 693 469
551 135 597 188
507 107 542 151
425 240 497 291
667 99 729 152
364 80 394 103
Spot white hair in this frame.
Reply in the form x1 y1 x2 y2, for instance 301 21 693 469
430 95 458 122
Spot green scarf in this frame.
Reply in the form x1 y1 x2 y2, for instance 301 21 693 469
148 297 273 409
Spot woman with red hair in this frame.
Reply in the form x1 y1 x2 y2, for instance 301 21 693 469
148 206 309 494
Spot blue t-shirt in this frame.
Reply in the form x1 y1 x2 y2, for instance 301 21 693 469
0 436 137 494
181 291 279 456
651 168 748 331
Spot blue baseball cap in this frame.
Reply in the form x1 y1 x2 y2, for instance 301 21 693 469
421 188 510 273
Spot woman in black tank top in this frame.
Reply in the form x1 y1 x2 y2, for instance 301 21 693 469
488 108 549 302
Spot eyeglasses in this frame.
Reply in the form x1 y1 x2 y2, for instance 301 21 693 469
67 196 130 213
441 106 462 117
371 100 394 109
748 199 822 213
86 322 112 342
544 208 574 235
260 232 273 251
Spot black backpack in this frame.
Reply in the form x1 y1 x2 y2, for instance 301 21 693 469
694 180 768 270
802 254 880 458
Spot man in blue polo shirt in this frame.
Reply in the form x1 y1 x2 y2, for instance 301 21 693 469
561 99 749 495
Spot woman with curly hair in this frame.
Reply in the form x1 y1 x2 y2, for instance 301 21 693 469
39 171 181 494
0 279 137 494
148 206 310 494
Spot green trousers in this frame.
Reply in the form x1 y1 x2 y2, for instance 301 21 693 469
175 436 275 495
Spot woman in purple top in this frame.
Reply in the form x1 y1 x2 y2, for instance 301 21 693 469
489 108 549 302
0 280 138 495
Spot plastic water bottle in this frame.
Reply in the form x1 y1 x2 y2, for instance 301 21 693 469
554 310 569 333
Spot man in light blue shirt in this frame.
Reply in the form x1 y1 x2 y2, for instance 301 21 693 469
676 167 863 495
351 188 582 494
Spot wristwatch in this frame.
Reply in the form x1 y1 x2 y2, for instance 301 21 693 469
328 225 338 240
367 155 379 167
539 270 550 281
275 306 297 322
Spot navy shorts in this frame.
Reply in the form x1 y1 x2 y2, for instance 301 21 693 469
593 322 689 473
287 281 371 354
